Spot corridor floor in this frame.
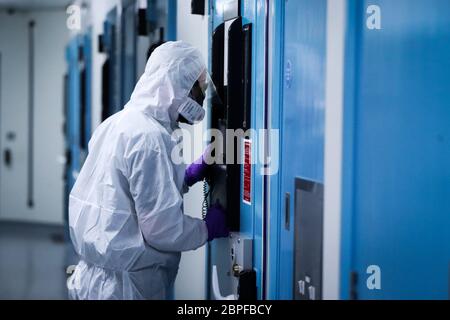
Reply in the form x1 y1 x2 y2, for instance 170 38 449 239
0 222 78 299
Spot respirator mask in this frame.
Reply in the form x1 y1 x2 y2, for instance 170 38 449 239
177 71 221 125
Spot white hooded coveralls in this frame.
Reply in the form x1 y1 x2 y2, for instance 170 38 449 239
67 41 208 300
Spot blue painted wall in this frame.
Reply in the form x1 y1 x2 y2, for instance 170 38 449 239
342 0 450 299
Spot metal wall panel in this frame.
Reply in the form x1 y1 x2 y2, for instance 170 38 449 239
294 179 324 300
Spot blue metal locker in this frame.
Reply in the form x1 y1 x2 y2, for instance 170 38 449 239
341 0 450 299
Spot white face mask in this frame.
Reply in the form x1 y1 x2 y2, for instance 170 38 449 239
177 97 205 125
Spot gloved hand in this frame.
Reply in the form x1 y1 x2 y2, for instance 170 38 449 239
204 203 229 242
185 146 213 187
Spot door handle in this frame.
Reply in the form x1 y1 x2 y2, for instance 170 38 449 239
4 149 12 167
285 192 291 230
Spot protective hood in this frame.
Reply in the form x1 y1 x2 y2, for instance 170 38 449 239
126 41 207 126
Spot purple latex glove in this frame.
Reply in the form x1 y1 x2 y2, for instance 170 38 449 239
184 146 212 187
204 203 229 242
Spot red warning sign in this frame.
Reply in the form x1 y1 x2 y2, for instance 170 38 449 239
243 139 252 205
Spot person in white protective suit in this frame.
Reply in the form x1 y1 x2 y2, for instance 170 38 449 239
67 41 229 300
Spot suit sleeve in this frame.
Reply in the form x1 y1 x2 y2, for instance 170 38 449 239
127 139 208 252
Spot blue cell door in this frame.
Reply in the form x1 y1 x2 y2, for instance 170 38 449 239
206 0 269 300
65 36 83 195
343 0 450 300
81 30 92 154
147 0 177 41
121 0 137 105
101 8 121 121
276 0 327 300
64 32 92 227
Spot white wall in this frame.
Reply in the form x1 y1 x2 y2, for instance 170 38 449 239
174 0 210 300
323 0 346 300
0 11 30 223
33 11 68 224
0 10 68 225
